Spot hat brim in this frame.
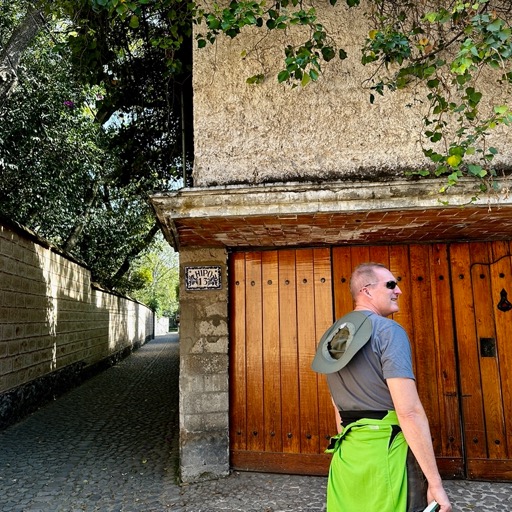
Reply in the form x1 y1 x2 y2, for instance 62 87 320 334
311 311 372 374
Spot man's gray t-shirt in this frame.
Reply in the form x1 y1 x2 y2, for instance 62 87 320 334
326 311 415 411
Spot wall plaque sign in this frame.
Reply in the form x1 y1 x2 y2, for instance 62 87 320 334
185 266 222 291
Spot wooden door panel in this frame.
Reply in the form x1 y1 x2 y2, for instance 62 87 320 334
488 243 512 458
369 245 391 266
451 241 512 479
313 248 338 446
262 251 282 453
245 252 264 452
430 244 462 459
230 253 247 452
332 247 353 319
278 250 301 454
450 243 486 461
349 245 371 268
470 250 506 460
409 245 442 453
230 248 335 475
390 246 413 337
296 249 320 454
392 245 462 475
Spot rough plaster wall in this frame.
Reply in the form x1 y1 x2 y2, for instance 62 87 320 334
193 1 512 187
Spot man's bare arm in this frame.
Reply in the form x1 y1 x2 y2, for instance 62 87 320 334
387 377 452 512
332 398 342 434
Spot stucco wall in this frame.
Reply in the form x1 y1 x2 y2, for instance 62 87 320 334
193 0 512 186
0 219 154 427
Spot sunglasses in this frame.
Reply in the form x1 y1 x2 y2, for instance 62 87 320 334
364 280 399 290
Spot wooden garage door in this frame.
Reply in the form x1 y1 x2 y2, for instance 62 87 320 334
229 245 464 477
451 241 512 480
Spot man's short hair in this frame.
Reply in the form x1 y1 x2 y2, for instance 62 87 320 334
349 262 387 298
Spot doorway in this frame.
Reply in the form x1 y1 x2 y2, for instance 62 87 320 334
229 242 512 480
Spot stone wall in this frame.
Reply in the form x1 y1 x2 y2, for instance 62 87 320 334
0 219 154 428
192 0 512 187
178 247 229 482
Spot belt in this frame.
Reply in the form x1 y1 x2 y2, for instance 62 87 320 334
340 410 388 424
327 410 401 452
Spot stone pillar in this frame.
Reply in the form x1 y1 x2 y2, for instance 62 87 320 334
178 247 229 482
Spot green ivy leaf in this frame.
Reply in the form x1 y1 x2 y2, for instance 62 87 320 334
468 164 487 178
278 70 290 83
246 74 265 84
301 73 311 87
447 170 461 184
487 19 503 33
321 47 335 61
495 105 508 114
206 15 221 30
446 154 462 167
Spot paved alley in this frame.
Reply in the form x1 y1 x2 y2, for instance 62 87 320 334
0 334 510 511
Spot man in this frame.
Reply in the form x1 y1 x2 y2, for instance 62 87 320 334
312 262 452 512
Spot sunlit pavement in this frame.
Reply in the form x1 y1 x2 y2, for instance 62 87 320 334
0 334 510 511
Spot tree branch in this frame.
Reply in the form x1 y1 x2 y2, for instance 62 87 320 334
109 222 161 288
0 5 44 102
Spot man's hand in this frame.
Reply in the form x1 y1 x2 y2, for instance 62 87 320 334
387 378 452 512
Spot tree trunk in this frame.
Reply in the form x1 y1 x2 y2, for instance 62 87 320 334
62 180 100 253
0 6 44 103
109 222 161 288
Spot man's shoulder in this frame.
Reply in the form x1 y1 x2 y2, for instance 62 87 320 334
366 311 403 328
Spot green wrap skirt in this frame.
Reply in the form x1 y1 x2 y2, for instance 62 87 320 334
326 410 408 512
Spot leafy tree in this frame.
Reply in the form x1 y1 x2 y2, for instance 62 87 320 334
0 13 111 244
0 0 191 292
127 233 180 318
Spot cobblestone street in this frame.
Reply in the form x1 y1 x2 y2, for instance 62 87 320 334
0 334 510 511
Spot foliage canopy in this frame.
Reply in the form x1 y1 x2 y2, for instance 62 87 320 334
41 0 512 192
0 0 189 299
2 0 512 301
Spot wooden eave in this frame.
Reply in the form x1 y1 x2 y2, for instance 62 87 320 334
150 178 512 250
